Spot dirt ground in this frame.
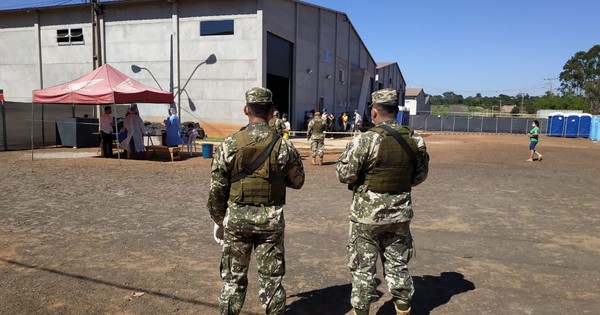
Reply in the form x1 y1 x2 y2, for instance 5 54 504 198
1 133 599 315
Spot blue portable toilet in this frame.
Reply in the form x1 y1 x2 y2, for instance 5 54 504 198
565 114 580 138
547 113 565 137
578 114 592 138
396 109 410 126
591 116 600 141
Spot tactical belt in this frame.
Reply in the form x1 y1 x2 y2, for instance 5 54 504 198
230 132 280 183
379 125 416 161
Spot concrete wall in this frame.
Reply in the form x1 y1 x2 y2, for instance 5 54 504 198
104 0 262 136
0 11 41 103
177 0 261 136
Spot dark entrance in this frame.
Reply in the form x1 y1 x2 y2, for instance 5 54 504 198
267 73 290 116
266 32 293 124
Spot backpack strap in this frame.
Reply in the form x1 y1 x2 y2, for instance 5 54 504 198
230 132 281 183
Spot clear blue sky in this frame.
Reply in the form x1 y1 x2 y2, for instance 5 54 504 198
2 0 599 97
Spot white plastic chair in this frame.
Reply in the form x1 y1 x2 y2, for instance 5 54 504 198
182 130 199 156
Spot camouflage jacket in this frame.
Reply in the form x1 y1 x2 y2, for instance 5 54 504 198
207 122 305 232
335 119 429 225
307 117 326 140
269 117 286 136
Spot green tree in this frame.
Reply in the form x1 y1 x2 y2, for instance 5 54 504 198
532 96 588 112
559 45 600 114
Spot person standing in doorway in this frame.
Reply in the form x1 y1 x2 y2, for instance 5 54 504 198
336 88 429 315
100 105 114 158
527 120 543 162
207 87 305 315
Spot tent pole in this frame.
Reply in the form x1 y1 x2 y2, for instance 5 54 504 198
31 102 34 161
113 104 121 166
1 99 7 151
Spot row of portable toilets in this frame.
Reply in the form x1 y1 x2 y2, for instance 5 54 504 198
547 113 600 140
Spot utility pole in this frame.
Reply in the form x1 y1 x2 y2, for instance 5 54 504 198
544 77 558 97
91 0 103 117
91 0 103 69
520 93 525 114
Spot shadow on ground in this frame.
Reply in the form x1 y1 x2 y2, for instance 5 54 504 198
378 272 475 315
285 272 474 315
286 283 353 315
0 258 219 309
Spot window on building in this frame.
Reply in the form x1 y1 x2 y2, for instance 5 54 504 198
338 70 345 83
389 78 392 85
57 28 84 45
322 50 332 64
200 20 234 36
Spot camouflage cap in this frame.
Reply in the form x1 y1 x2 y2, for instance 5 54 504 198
245 87 273 104
371 88 398 106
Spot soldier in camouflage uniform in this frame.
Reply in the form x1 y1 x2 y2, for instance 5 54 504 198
207 87 305 315
335 88 429 315
268 110 286 136
307 111 326 165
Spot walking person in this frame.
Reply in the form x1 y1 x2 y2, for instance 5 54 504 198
207 87 305 315
269 110 285 136
336 88 430 315
353 109 363 134
307 111 326 165
527 120 543 162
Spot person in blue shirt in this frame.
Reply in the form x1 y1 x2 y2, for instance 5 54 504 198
164 107 182 147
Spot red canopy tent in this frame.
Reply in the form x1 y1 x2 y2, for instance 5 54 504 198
32 63 173 104
29 64 173 162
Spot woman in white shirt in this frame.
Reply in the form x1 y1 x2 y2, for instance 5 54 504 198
120 106 146 159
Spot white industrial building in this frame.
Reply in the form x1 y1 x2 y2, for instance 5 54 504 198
0 0 406 141
404 87 430 115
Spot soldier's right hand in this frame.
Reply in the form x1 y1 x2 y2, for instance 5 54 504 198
213 223 224 245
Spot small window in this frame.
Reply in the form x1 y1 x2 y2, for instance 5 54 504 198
200 20 234 36
338 70 345 83
57 28 84 45
70 28 84 43
322 50 332 64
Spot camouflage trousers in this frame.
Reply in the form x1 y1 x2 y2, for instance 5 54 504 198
347 221 414 311
219 229 286 315
310 138 324 158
